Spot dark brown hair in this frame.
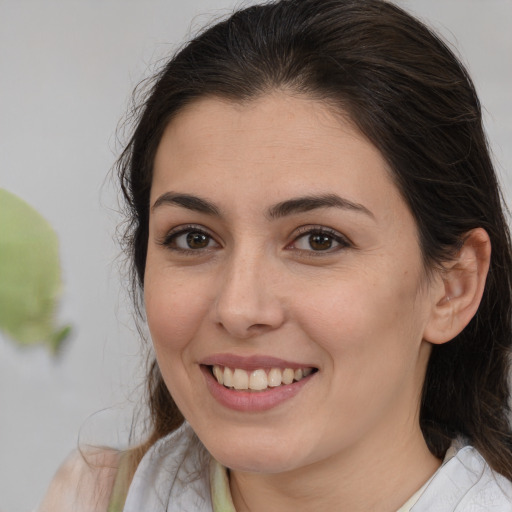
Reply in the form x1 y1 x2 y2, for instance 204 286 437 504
117 0 512 479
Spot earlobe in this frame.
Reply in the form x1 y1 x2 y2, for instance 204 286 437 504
423 228 491 345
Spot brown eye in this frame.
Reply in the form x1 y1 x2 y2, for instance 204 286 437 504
186 232 210 249
291 228 350 253
163 227 219 252
308 233 333 251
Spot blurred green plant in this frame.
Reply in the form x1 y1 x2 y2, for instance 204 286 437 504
0 188 71 354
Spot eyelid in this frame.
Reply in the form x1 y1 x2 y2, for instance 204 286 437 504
158 224 221 251
287 225 352 253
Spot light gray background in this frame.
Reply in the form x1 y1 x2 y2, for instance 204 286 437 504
0 1 510 510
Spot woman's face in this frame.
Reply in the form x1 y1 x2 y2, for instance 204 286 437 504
145 93 440 473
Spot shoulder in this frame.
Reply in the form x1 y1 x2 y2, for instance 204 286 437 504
36 447 120 512
123 423 212 512
453 446 512 509
415 443 512 511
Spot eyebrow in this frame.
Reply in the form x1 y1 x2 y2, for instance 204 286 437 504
151 191 374 220
152 192 220 216
267 194 374 220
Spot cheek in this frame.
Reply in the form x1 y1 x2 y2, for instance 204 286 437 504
144 268 211 355
144 270 213 419
296 271 426 371
294 277 428 438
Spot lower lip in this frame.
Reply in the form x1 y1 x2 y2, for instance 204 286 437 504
201 365 314 412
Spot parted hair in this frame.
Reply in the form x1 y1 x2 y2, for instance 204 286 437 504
117 0 512 480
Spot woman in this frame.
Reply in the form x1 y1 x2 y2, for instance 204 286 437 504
39 0 512 510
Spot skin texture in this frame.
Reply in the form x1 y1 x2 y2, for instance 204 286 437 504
144 92 479 511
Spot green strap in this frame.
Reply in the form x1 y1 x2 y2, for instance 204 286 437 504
209 457 236 512
107 452 131 512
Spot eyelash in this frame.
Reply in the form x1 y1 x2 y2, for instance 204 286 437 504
159 225 351 255
159 225 220 254
288 226 352 255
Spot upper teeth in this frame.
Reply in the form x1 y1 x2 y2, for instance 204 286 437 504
212 365 313 391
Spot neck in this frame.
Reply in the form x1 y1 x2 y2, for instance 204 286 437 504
229 421 440 512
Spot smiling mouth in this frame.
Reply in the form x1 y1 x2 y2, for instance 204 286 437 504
209 365 317 392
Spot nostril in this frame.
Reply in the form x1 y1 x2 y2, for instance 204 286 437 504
247 323 273 332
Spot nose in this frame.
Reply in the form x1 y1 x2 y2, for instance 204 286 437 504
213 249 286 339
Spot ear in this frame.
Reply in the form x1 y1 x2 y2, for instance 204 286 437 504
423 228 491 345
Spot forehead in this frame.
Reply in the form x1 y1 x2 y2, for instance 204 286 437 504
151 93 403 219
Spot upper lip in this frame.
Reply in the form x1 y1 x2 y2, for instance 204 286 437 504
200 354 317 371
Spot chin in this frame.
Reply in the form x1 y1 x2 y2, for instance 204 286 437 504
205 435 307 474
219 454 300 474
